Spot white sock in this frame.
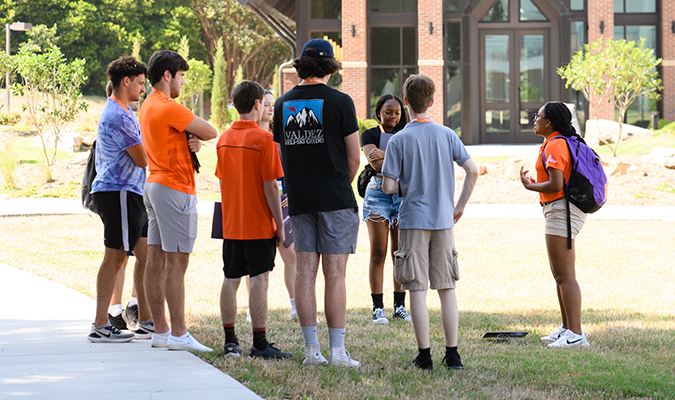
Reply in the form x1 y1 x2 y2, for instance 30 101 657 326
289 298 296 309
128 296 138 307
108 304 123 316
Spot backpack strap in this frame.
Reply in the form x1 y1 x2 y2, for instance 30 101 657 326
541 135 573 250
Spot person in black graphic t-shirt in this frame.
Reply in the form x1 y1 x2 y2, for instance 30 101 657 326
273 38 361 368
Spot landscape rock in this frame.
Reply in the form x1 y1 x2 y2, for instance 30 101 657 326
639 147 675 169
584 119 653 148
479 165 488 176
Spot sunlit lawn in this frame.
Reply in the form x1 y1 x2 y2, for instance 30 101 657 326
1 213 674 399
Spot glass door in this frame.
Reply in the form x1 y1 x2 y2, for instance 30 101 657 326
481 29 548 143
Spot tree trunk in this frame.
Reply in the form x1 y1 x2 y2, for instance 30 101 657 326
612 109 626 157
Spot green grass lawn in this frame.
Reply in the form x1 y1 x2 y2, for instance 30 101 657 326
1 215 673 399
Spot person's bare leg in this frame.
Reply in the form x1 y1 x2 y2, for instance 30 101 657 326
322 253 349 329
390 225 403 293
220 277 241 325
546 234 582 334
95 248 130 327
145 244 168 334
110 257 128 307
279 243 297 299
296 251 320 327
249 272 269 328
556 285 568 329
164 251 190 337
438 288 459 347
409 289 430 349
132 237 151 321
366 219 389 295
244 275 250 296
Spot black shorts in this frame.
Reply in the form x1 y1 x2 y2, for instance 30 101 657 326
93 191 148 252
222 237 276 279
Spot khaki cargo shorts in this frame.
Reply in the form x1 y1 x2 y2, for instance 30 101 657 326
394 228 459 291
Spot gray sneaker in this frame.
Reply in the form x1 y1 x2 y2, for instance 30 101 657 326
87 322 134 343
372 307 389 324
132 319 155 340
393 305 412 322
122 304 139 331
223 342 244 358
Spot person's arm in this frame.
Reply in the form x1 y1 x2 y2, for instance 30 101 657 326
519 166 564 193
382 176 399 194
454 158 479 224
263 179 285 245
185 116 218 141
126 143 148 168
362 144 385 172
344 131 360 183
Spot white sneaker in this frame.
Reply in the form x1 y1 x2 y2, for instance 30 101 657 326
290 307 298 320
548 330 590 348
328 347 360 368
167 332 214 352
302 344 328 366
372 307 389 324
393 305 412 322
246 308 251 322
151 330 171 348
540 325 566 343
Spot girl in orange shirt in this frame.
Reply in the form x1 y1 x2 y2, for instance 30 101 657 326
519 101 590 348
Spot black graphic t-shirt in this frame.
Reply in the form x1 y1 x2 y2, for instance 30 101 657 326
273 84 359 215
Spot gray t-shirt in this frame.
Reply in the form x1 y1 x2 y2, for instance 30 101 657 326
381 121 470 230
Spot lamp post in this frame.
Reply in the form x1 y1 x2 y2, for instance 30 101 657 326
5 22 32 113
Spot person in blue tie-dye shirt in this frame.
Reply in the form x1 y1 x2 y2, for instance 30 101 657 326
87 56 151 344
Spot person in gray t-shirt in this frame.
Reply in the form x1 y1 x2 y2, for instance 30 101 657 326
382 75 478 371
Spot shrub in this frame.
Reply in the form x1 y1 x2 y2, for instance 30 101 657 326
0 112 23 126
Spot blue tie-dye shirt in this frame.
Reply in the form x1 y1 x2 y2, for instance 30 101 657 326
91 97 145 195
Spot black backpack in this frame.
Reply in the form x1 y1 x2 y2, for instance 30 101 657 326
81 140 98 213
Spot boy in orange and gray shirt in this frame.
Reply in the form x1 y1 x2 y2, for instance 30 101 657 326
216 80 292 360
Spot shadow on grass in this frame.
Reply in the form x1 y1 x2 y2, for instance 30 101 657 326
190 307 675 400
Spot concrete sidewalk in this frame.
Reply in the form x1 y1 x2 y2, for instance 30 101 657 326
0 262 261 400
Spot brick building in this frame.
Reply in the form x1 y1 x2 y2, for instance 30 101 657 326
239 0 666 144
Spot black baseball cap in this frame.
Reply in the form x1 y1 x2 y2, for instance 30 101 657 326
301 39 334 58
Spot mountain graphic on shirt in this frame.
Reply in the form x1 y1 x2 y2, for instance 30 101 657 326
285 107 322 131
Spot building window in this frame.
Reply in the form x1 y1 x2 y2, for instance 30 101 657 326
520 0 547 22
482 0 509 22
445 22 461 134
614 25 658 127
369 26 417 117
614 0 656 13
369 0 416 14
570 20 586 132
570 0 584 11
310 0 341 19
445 0 462 12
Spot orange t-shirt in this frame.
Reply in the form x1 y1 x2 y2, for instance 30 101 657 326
536 132 572 203
215 120 284 240
139 91 197 194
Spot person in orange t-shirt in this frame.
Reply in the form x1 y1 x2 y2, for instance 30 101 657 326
520 101 589 348
216 80 291 360
139 50 217 352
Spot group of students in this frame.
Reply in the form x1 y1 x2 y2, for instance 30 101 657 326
87 38 590 372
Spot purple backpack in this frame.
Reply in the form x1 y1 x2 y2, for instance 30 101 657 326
542 135 608 247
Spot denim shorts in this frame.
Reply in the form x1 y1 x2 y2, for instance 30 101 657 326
362 177 401 228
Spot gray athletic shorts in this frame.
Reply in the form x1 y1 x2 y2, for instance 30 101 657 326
291 208 359 254
144 182 198 253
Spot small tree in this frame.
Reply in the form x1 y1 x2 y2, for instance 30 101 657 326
558 38 611 146
12 46 88 166
210 37 229 131
604 38 662 156
176 36 212 113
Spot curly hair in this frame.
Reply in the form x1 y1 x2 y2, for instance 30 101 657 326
106 56 147 89
542 101 584 143
147 50 189 86
292 53 341 79
374 94 408 132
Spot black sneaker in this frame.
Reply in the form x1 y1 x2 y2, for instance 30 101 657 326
122 304 139 331
108 313 127 331
224 342 244 358
412 354 433 371
442 352 464 370
249 342 293 360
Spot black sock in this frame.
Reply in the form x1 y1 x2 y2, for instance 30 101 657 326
446 346 458 356
419 347 431 359
394 291 406 308
371 293 384 309
223 324 238 345
253 329 267 351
